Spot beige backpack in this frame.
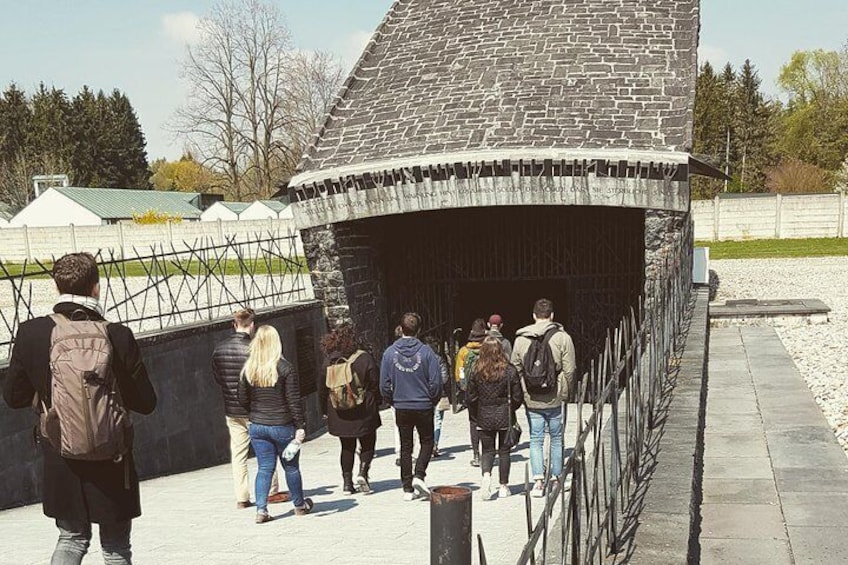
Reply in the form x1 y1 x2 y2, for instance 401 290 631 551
38 313 132 461
325 351 366 411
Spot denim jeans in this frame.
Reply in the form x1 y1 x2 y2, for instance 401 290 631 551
433 408 445 446
526 407 564 480
248 423 304 511
51 519 132 565
396 408 435 491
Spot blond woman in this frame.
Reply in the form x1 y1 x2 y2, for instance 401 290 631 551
238 325 313 523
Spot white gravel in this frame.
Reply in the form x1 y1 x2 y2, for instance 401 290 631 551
711 256 848 450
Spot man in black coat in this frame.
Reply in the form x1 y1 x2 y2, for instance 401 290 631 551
3 252 157 564
211 308 288 508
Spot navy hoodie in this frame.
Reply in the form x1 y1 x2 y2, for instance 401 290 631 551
380 337 443 410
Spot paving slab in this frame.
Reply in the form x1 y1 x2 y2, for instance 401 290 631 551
700 503 786 540
700 538 792 565
702 479 778 505
786 526 848 565
700 325 848 564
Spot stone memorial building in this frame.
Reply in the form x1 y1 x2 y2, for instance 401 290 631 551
289 0 716 369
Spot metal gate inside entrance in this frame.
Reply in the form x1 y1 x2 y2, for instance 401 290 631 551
358 206 645 374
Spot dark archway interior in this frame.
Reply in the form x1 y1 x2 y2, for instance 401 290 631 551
344 206 645 377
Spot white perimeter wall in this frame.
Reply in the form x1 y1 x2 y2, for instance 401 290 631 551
10 190 104 227
693 193 848 241
0 218 304 261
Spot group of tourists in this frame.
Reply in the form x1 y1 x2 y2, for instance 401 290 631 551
1 251 576 562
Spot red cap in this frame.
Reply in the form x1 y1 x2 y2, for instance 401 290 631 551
488 314 503 326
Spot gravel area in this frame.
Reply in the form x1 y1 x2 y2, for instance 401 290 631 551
711 256 848 451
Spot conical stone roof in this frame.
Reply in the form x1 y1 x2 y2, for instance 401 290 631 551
291 0 700 228
299 0 699 173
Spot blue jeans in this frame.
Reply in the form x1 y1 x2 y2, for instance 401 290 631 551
248 423 304 511
526 407 563 480
51 519 131 564
433 409 445 446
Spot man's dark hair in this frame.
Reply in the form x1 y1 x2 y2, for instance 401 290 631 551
53 253 99 296
533 298 554 319
400 312 421 337
233 308 255 328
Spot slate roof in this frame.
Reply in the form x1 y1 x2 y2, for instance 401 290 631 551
217 202 250 213
257 200 288 213
56 187 202 219
299 0 699 175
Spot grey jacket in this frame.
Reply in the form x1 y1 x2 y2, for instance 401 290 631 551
510 320 576 409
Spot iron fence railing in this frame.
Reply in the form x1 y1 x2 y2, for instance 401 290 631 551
477 223 692 565
0 231 309 361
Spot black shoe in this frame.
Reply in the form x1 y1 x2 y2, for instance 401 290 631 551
470 455 480 467
395 457 401 467
342 473 356 496
356 463 371 494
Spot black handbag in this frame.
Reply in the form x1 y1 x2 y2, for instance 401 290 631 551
504 375 522 449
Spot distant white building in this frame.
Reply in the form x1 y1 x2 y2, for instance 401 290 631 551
240 200 293 221
200 201 250 222
10 187 204 227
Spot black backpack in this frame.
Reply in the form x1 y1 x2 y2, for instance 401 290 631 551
522 326 559 394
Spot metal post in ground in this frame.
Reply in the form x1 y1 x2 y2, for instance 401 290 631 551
431 486 472 565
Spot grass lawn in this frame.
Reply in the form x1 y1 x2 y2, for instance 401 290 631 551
696 238 848 260
0 257 309 279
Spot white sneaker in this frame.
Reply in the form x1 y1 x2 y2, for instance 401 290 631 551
403 491 419 502
480 473 493 501
531 480 545 498
412 477 430 499
498 484 511 498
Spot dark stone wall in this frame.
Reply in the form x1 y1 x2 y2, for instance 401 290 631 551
301 223 389 353
0 301 326 511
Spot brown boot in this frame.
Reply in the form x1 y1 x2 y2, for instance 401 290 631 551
294 498 314 516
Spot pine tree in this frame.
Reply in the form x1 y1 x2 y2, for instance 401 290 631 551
28 83 73 164
0 84 33 166
69 86 104 187
103 90 149 188
733 60 777 192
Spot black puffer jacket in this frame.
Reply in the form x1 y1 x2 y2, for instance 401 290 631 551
211 332 251 417
468 365 523 431
238 359 305 429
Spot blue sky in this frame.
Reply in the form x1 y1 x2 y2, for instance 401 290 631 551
1 0 846 161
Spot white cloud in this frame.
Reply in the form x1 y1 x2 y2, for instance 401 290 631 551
162 12 202 46
698 44 729 67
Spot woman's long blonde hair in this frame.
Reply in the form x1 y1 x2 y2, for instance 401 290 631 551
241 325 282 387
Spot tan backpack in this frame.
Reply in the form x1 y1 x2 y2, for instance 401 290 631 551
38 313 132 461
325 351 366 411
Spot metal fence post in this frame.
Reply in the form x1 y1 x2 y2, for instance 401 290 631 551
431 486 472 565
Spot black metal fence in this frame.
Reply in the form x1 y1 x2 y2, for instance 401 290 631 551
478 224 692 565
0 232 309 360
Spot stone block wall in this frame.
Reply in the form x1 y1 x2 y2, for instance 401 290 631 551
301 223 388 353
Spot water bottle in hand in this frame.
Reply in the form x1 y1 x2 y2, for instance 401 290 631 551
282 439 301 461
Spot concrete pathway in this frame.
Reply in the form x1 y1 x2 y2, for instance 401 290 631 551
701 326 848 564
0 404 593 565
